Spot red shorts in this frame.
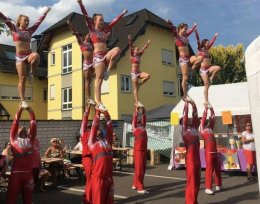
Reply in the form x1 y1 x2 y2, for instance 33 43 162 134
244 149 256 165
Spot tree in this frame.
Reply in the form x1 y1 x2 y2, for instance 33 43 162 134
190 43 246 86
0 20 11 35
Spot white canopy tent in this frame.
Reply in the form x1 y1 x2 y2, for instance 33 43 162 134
171 82 251 118
168 82 252 170
245 35 260 193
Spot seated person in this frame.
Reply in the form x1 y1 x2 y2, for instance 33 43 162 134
44 138 64 187
58 138 68 154
71 136 83 164
33 138 51 192
112 132 122 157
0 155 7 183
2 141 13 171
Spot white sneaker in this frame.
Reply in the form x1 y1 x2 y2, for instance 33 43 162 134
103 70 110 81
215 186 224 191
97 103 107 111
87 98 96 105
28 72 34 84
137 190 149 194
137 101 144 108
205 189 214 195
20 101 29 109
132 186 137 190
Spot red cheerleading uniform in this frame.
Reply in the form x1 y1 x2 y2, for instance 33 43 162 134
128 37 149 75
77 1 126 66
167 21 196 64
80 106 92 204
77 1 126 45
89 110 114 204
195 30 217 73
0 11 48 51
182 102 200 204
200 107 222 190
132 109 148 191
67 22 93 72
7 108 36 204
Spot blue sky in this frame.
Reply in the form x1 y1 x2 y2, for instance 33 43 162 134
1 0 260 49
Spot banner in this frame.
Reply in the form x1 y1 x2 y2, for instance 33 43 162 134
222 111 233 125
220 148 240 170
174 147 186 166
171 112 179 125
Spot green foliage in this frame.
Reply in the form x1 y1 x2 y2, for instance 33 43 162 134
190 44 246 86
0 20 11 35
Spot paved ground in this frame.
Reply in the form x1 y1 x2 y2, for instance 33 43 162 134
0 163 259 204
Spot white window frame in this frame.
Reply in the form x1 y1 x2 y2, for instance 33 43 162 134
163 81 175 96
161 49 174 66
62 87 72 110
50 84 55 100
62 44 72 74
101 80 109 94
121 75 131 92
51 52 55 66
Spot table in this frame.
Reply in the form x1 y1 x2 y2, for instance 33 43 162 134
65 150 82 160
41 157 64 164
174 148 257 172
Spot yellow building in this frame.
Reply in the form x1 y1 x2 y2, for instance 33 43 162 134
40 9 181 120
0 44 48 120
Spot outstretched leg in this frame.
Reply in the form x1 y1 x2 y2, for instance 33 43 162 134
132 77 139 106
180 63 190 100
16 62 28 107
94 62 106 110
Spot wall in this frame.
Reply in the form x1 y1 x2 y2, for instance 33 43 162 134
0 120 124 156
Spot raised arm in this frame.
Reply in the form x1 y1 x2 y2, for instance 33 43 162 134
10 107 23 143
166 19 178 38
200 107 208 131
194 29 201 50
67 21 83 45
105 9 128 32
0 12 16 31
103 111 113 145
128 35 134 56
139 40 150 56
191 102 199 128
77 0 95 32
182 102 189 132
80 105 91 136
186 23 197 37
29 7 51 34
88 110 101 148
207 33 218 50
141 108 147 128
132 108 138 130
28 107 36 142
209 107 215 130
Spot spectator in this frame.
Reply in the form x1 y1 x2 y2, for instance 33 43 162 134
112 132 121 148
32 138 50 192
0 155 7 183
58 138 68 154
241 122 256 181
74 137 83 151
2 141 13 169
44 138 64 187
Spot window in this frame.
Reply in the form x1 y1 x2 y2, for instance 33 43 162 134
62 44 72 74
161 49 174 66
121 75 131 92
62 87 72 110
51 52 55 65
0 85 32 101
43 89 48 101
101 80 109 94
50 85 55 100
163 81 175 96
